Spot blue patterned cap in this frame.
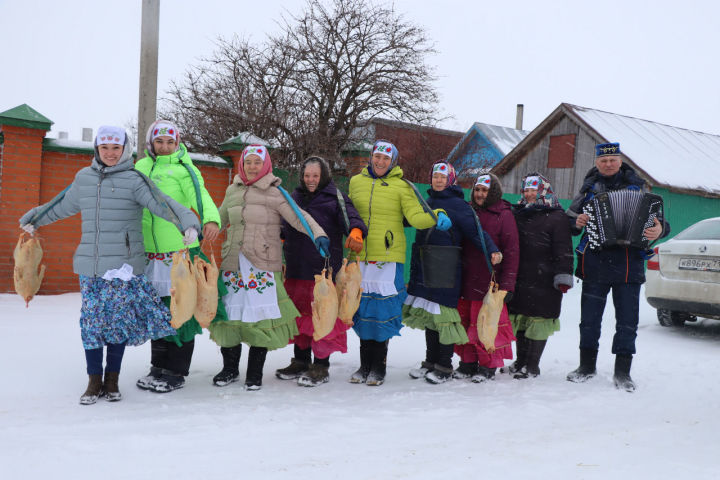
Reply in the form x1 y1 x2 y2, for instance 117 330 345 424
595 142 621 157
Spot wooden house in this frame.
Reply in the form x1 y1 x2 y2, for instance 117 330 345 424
492 103 720 233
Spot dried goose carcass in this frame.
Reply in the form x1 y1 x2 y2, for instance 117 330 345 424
311 268 339 341
169 249 197 329
476 281 507 353
193 253 219 328
13 233 46 307
335 258 363 326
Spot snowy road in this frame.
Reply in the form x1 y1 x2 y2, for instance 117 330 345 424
1 284 718 479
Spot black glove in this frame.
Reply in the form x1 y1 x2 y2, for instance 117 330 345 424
503 291 513 304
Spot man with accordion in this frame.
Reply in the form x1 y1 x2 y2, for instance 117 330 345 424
566 142 669 392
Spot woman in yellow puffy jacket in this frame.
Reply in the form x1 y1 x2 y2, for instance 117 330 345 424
347 140 451 386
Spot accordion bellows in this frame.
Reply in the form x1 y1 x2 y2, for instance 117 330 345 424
583 190 663 250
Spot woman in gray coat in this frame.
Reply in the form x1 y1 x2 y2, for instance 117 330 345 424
19 126 199 405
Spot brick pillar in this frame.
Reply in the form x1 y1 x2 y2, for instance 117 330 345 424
222 149 244 177
0 104 53 294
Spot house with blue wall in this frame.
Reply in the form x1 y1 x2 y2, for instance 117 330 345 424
446 122 528 185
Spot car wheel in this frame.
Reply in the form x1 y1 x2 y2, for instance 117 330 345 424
657 309 688 327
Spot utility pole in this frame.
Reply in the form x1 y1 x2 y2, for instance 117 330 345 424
138 0 160 144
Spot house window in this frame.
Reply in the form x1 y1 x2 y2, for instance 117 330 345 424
547 134 576 168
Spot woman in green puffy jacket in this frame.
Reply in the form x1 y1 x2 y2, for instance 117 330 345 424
347 140 452 386
134 119 227 393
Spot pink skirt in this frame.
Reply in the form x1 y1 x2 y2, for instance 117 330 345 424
284 278 351 359
454 298 516 368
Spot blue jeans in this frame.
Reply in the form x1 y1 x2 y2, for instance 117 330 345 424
84 342 127 375
579 282 641 355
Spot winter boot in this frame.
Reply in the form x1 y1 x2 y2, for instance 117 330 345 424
366 340 388 386
471 366 496 383
350 340 373 383
213 344 242 387
297 362 330 387
136 366 163 390
613 354 636 392
425 364 453 384
79 374 103 405
103 371 122 402
276 345 311 380
149 369 186 393
506 330 529 374
245 346 267 391
566 348 598 383
453 361 479 379
409 361 434 379
514 339 547 379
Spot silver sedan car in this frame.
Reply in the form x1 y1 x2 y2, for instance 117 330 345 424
645 217 720 326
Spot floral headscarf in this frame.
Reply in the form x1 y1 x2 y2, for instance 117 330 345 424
238 144 273 186
518 172 561 208
145 119 181 159
430 161 456 186
368 139 399 178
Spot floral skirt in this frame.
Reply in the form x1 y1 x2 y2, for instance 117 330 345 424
509 313 560 341
79 274 176 350
284 278 351 359
402 295 468 345
352 262 406 342
454 298 516 368
144 247 228 345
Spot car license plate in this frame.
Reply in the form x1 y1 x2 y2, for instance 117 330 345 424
678 258 720 272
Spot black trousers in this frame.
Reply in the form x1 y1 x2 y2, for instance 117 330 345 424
151 338 195 376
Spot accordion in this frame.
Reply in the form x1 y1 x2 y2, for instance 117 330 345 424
582 190 663 251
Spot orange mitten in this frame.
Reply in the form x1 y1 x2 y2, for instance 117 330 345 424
344 228 364 253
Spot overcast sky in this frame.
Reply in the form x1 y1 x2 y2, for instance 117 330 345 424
2 0 718 141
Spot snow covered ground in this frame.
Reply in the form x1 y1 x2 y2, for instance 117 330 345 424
1 284 719 479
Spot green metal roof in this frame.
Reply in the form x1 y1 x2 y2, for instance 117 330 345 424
0 104 53 130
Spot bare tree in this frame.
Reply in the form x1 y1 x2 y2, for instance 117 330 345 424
163 0 439 168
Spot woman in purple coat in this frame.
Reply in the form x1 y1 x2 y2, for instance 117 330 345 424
454 172 520 382
276 156 367 387
508 173 574 379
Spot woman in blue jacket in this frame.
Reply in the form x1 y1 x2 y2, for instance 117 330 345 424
403 162 501 383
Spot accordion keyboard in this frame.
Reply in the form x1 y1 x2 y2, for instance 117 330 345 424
582 190 663 251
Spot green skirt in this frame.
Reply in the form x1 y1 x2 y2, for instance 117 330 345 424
160 247 229 346
208 272 299 350
509 313 560 341
402 302 469 345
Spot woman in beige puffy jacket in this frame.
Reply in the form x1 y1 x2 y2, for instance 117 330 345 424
208 145 328 390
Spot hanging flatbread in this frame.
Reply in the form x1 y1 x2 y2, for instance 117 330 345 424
335 258 363 326
193 253 218 328
311 268 339 341
477 281 507 353
169 249 197 329
13 233 45 307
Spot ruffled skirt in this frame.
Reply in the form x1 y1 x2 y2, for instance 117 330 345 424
78 274 176 350
284 278 351 359
509 313 560 341
402 295 468 345
209 264 299 350
454 298 516 368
